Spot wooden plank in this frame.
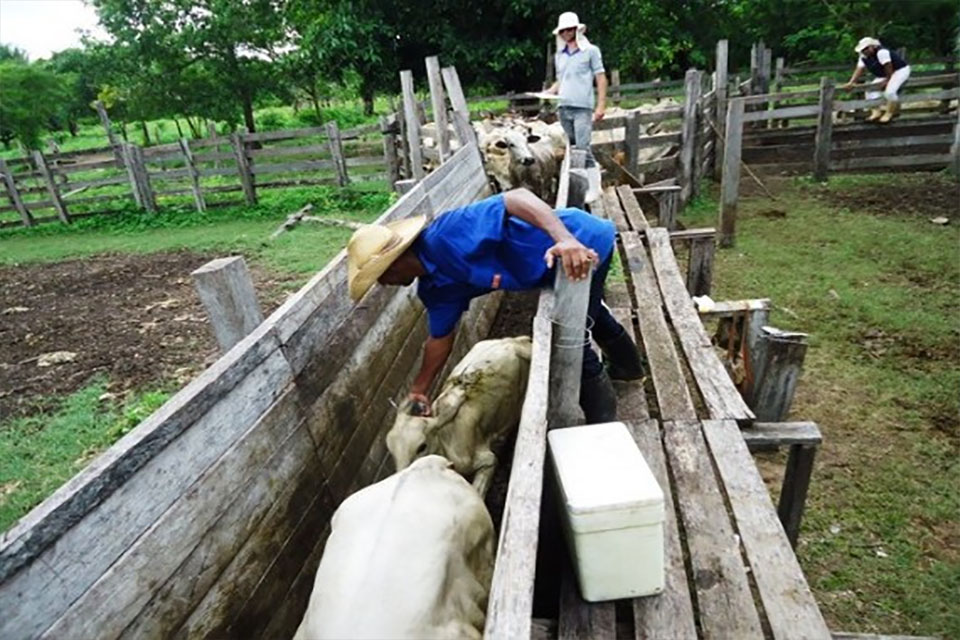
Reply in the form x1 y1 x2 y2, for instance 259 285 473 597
484 310 552 640
703 419 831 639
380 114 402 187
686 236 715 296
647 228 755 422
662 420 764 639
41 388 309 639
742 421 822 450
617 184 649 231
813 78 835 181
192 256 264 352
833 133 951 149
628 419 697 640
834 87 959 111
230 132 256 205
742 104 820 123
609 307 650 421
620 232 697 421
719 98 745 247
680 69 702 204
94 100 123 167
559 562 616 640
247 143 332 159
325 120 350 186
833 154 953 171
177 137 206 212
625 111 641 175
0 158 33 226
400 69 425 180
601 187 628 232
441 66 469 118
635 154 678 175
635 132 682 149
0 339 292 640
32 151 69 224
249 160 335 175
241 125 328 143
425 56 451 161
659 189 679 230
58 174 129 190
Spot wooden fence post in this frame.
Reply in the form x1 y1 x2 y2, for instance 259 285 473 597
751 327 808 421
231 132 257 205
400 70 425 181
441 66 469 120
813 77 835 182
178 138 206 212
0 158 33 227
680 69 702 205
32 151 70 224
425 56 451 162
749 43 759 96
191 256 264 353
325 121 349 186
131 144 157 213
121 143 144 209
718 98 745 248
949 109 960 179
548 268 592 429
395 104 413 179
207 122 221 169
625 110 640 176
94 100 124 168
567 149 588 209
714 39 729 182
778 444 817 548
686 236 715 296
380 115 402 188
611 69 621 107
657 187 679 229
773 57 785 127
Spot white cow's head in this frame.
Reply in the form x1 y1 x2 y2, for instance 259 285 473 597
386 388 469 472
479 127 542 191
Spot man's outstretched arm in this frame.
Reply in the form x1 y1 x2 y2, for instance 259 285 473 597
502 188 598 280
408 332 455 412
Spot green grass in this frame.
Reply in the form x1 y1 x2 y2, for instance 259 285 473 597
0 184 394 278
0 377 171 531
684 173 959 637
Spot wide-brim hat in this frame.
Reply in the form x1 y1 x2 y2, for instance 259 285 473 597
553 11 585 35
855 37 880 53
347 216 427 302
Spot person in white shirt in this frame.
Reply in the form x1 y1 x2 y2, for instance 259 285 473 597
842 37 911 123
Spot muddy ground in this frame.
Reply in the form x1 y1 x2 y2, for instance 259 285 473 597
0 251 301 421
812 172 959 221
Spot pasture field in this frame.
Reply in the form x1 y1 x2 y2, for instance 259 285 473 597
0 183 393 530
685 172 959 638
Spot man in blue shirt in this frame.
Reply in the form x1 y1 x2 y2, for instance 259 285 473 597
347 188 644 423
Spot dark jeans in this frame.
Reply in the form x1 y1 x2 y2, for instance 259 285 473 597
582 251 627 378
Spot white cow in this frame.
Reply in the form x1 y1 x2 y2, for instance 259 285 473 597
293 455 495 640
387 336 532 497
477 120 565 200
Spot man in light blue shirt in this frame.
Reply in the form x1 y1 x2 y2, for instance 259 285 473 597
546 11 607 168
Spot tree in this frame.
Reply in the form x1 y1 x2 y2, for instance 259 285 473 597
0 43 29 64
91 0 291 132
0 62 69 149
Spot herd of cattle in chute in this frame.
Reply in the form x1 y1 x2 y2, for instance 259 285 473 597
421 98 682 202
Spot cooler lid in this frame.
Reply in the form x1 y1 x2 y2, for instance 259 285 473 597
548 422 664 531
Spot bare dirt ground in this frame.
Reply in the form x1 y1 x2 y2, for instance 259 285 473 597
0 251 301 420
812 173 960 221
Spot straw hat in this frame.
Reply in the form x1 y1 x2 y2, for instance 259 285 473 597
347 216 427 301
553 11 585 35
855 37 881 54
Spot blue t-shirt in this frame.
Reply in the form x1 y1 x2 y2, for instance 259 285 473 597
414 194 615 337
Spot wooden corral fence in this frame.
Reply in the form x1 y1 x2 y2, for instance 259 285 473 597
719 72 960 246
0 139 495 639
0 120 398 229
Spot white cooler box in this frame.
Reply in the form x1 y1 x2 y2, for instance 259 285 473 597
548 421 665 602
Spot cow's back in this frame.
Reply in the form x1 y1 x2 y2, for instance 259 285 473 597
293 456 494 640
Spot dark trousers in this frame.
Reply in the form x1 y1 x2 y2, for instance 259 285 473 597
582 252 627 378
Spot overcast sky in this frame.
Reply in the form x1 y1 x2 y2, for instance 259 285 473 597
0 0 108 61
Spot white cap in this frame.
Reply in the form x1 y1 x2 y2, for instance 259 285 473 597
553 11 584 35
855 37 881 54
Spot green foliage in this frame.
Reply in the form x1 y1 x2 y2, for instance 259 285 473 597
0 61 69 149
0 378 172 532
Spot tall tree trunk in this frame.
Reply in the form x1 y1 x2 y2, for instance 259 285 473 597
361 77 376 116
307 84 322 121
185 117 200 139
140 121 151 146
68 120 78 137
119 121 128 142
174 118 185 139
242 93 256 133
